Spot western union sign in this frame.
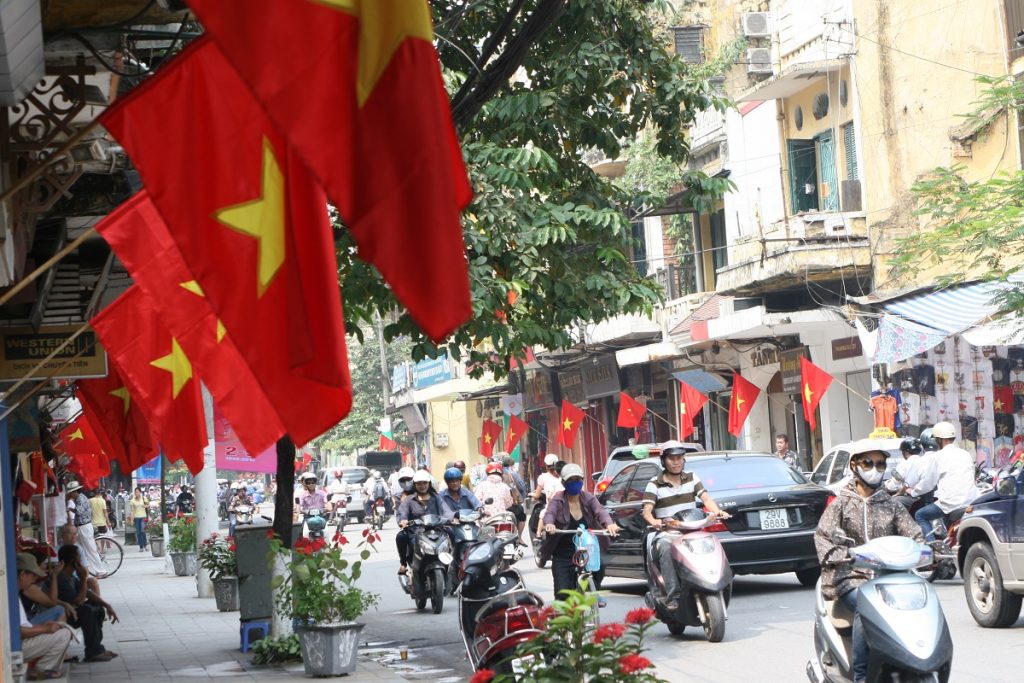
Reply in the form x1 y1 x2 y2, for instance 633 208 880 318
0 325 107 381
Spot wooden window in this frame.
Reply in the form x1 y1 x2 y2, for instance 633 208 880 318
842 122 858 180
787 139 818 213
673 26 705 65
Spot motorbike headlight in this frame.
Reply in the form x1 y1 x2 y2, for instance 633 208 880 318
875 584 927 610
466 544 491 563
683 537 717 554
418 537 437 555
437 535 453 553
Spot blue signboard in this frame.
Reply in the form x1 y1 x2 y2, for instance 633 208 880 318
392 363 409 393
136 455 162 483
413 355 456 390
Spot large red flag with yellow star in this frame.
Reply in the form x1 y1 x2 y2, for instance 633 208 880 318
480 419 501 458
96 191 285 456
727 373 760 438
677 381 708 440
800 356 833 432
186 0 472 342
58 415 109 489
90 286 207 475
504 414 528 454
558 400 585 449
100 38 351 449
77 366 157 472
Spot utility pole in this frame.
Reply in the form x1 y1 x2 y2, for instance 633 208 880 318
375 311 390 407
194 385 218 598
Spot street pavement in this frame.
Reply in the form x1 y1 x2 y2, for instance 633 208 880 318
355 521 1024 682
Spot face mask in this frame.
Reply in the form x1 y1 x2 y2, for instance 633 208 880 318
564 480 584 495
400 480 413 492
857 468 884 488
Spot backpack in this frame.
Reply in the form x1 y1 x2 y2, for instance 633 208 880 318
373 480 388 500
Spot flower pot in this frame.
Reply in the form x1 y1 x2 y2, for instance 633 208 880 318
150 538 165 557
295 622 364 677
170 551 198 576
212 576 239 611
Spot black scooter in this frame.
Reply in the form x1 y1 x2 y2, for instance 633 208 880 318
445 510 483 594
399 514 454 614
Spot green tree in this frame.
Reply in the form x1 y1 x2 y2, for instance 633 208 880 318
338 0 730 373
892 75 1024 310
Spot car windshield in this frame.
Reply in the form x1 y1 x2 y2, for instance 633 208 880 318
689 456 808 491
341 470 368 484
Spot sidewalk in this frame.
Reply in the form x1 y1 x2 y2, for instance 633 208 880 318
66 537 406 682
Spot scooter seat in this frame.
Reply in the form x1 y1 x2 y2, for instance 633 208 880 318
825 599 853 630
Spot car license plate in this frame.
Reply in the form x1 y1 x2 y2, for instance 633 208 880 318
759 508 789 530
376 505 385 513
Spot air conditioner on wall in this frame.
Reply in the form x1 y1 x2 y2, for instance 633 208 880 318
742 12 771 38
746 48 772 74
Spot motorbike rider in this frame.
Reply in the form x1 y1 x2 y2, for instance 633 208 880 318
363 470 393 518
227 483 252 537
641 440 730 611
295 472 327 522
888 437 928 510
439 467 482 518
498 455 529 542
541 463 619 604
175 485 195 514
815 439 924 683
392 466 415 505
530 453 564 537
474 462 514 517
911 421 979 540
396 470 449 575
452 460 471 488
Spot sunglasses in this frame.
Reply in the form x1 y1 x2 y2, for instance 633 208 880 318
856 459 887 471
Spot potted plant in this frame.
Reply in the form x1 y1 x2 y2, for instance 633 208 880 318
197 532 239 611
269 527 380 677
167 513 198 576
147 518 165 557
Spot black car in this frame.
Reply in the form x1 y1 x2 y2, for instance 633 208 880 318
600 452 833 587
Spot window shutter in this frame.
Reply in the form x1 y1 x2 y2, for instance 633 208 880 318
843 122 858 180
673 26 705 65
787 139 819 213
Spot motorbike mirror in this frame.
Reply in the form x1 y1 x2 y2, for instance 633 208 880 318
694 499 705 509
831 529 853 545
997 477 1016 497
591 471 602 482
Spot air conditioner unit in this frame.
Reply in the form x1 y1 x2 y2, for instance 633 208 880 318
746 48 772 74
741 12 771 38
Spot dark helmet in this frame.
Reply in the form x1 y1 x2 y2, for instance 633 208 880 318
900 437 922 455
443 467 463 482
659 440 689 466
918 428 939 452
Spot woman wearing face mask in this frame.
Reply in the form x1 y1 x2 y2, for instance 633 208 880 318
540 464 619 605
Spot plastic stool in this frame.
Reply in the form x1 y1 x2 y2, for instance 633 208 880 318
239 619 270 652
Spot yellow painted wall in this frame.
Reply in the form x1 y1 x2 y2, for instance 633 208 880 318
426 401 487 481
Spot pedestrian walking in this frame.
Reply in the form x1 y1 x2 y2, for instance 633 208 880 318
65 481 102 569
130 487 149 551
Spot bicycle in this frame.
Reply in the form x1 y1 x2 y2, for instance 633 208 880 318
545 527 611 630
91 531 124 579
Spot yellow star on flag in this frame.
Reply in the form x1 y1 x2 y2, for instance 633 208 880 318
563 418 573 431
180 280 204 296
110 387 131 416
68 428 84 441
150 338 193 399
214 137 285 297
735 395 745 409
315 0 434 106
804 383 813 404
680 401 687 415
483 433 492 444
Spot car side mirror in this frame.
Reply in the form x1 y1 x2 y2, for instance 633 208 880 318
997 477 1016 497
591 471 602 482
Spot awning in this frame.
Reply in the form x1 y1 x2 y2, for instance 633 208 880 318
737 59 846 103
881 281 1004 335
615 342 683 368
961 315 1024 347
671 369 728 393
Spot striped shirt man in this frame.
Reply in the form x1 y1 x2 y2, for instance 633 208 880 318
643 470 707 519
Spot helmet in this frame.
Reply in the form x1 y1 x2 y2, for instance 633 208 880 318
931 421 956 440
847 439 891 460
544 453 558 466
412 470 432 484
453 460 466 471
502 455 514 468
659 440 689 464
299 472 317 483
560 463 584 482
372 470 381 479
485 462 503 475
491 452 506 463
443 467 463 482
919 428 939 452
900 437 922 455
397 467 415 481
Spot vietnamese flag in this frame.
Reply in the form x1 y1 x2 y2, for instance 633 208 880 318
728 373 761 438
617 392 646 429
480 420 501 458
558 400 585 449
379 432 398 451
90 286 207 475
58 416 109 488
186 0 472 342
678 381 709 440
504 414 528 453
77 367 157 472
800 357 834 431
96 191 285 456
101 38 351 449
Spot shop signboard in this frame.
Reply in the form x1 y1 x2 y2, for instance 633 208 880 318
831 336 863 361
558 367 586 405
582 355 621 399
391 363 409 393
412 354 456 390
214 405 278 473
780 347 809 395
136 456 162 483
523 368 556 411
0 325 107 380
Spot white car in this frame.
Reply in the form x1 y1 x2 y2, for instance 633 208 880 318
809 439 904 493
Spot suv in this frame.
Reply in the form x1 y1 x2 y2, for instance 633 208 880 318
321 467 371 522
956 462 1024 627
592 442 703 494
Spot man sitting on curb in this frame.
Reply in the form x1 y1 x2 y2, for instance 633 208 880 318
54 544 119 662
16 554 72 679
59 524 103 598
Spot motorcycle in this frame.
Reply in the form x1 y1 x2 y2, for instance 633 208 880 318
399 514 454 614
370 497 390 531
446 510 483 594
482 511 523 569
644 508 732 641
304 509 328 541
915 486 1001 583
458 534 545 676
328 494 349 531
233 504 254 526
806 533 952 683
528 498 547 568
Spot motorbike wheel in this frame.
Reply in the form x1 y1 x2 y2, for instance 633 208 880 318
413 573 427 610
667 621 686 636
700 592 726 643
431 567 445 614
533 544 547 569
795 567 821 587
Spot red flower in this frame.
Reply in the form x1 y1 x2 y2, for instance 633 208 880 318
593 623 626 643
618 654 653 674
625 607 655 625
266 529 275 539
361 527 370 538
310 538 326 552
469 669 495 683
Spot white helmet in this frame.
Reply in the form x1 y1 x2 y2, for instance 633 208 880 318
412 470 432 484
931 421 956 440
544 453 558 466
299 472 317 483
397 467 415 480
372 470 381 479
561 463 584 482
